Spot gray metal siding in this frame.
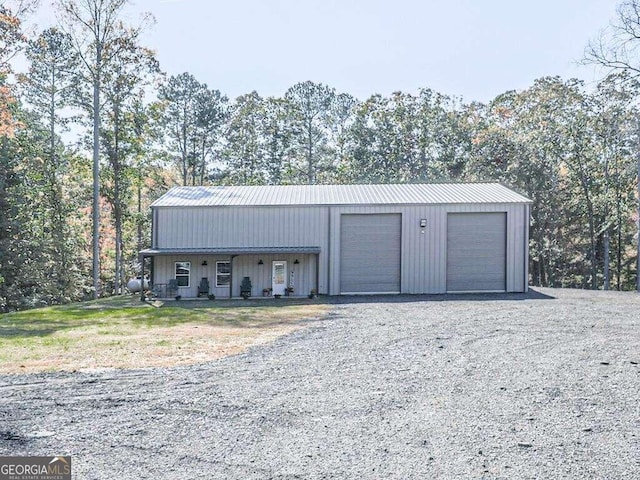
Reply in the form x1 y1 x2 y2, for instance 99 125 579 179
156 206 327 248
327 203 527 294
154 254 233 298
156 206 330 294
339 214 401 293
153 201 529 296
446 212 507 292
232 254 316 297
153 254 316 298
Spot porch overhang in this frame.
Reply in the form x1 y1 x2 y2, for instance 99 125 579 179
139 246 321 256
138 246 321 301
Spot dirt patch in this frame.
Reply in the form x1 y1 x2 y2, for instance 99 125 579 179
0 299 328 374
0 323 305 374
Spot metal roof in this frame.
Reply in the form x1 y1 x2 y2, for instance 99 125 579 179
151 183 531 208
140 246 321 256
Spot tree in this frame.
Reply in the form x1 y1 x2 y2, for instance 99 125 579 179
0 115 24 311
98 33 158 294
20 27 82 301
0 1 38 309
584 0 640 291
348 93 413 183
591 74 640 290
130 99 164 255
223 91 265 184
285 81 335 184
585 1 640 76
158 73 228 185
261 97 294 184
328 92 357 181
56 0 153 298
347 90 460 184
0 1 38 136
464 79 590 288
462 76 640 290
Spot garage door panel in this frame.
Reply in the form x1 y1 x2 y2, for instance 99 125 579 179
340 214 401 293
447 212 506 292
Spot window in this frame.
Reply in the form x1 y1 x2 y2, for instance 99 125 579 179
216 261 231 287
175 261 191 287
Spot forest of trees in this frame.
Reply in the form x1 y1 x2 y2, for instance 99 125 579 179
1 0 640 312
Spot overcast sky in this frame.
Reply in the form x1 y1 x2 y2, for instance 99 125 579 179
33 0 620 102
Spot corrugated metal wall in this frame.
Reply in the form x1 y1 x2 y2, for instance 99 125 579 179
156 206 329 293
397 203 528 294
326 203 528 295
156 206 328 248
154 254 234 298
232 254 317 298
154 202 529 296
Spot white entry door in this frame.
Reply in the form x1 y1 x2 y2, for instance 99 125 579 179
272 261 287 295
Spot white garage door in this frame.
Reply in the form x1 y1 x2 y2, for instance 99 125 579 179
340 214 401 294
447 212 506 292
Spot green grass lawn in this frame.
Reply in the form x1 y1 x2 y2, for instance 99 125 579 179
0 296 329 374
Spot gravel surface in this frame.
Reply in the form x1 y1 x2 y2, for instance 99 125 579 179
1 287 639 479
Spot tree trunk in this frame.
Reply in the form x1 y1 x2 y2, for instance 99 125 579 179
137 167 142 254
181 109 188 185
610 149 623 291
603 153 610 290
603 229 610 290
113 101 121 295
50 70 63 301
92 51 101 299
199 138 206 185
114 203 122 295
577 156 597 289
307 117 314 184
616 190 622 291
637 149 640 292
585 197 597 289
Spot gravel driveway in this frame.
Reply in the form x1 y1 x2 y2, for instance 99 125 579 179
1 288 639 479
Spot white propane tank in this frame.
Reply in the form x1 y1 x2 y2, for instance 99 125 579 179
127 277 149 293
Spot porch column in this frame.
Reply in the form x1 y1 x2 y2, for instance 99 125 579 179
229 255 237 299
315 253 320 296
139 254 146 302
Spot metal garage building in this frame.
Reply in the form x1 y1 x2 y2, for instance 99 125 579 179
140 183 531 297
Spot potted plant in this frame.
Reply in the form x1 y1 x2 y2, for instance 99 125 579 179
308 289 317 299
262 288 272 297
208 294 215 300
175 295 182 301
286 287 294 295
